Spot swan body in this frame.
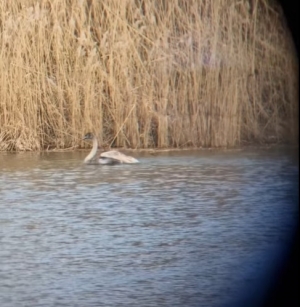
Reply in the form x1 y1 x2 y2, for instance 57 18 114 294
83 132 139 165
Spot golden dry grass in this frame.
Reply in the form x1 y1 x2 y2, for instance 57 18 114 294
0 0 298 151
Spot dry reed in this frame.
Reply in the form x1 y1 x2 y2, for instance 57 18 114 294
0 0 298 151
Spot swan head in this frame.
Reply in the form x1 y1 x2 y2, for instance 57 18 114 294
83 132 94 140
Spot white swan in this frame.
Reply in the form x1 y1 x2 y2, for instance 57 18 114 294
83 132 139 165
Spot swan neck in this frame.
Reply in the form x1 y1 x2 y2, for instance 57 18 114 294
84 137 98 163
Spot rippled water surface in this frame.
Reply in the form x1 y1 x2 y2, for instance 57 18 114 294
0 147 298 307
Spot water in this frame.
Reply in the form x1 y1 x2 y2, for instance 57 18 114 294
0 147 298 307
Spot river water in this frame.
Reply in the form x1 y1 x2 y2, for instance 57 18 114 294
0 147 298 307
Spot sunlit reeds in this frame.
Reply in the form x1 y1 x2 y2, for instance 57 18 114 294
0 0 298 150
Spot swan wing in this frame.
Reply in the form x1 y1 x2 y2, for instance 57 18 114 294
100 150 139 164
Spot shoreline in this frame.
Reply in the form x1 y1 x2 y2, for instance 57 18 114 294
1 143 298 154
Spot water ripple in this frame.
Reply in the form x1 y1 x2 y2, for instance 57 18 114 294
0 148 298 307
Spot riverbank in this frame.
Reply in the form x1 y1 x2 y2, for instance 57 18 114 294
2 142 297 155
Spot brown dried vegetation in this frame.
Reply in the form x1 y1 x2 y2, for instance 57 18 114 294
0 0 298 151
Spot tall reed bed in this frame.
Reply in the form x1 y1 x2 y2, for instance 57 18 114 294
0 0 298 150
